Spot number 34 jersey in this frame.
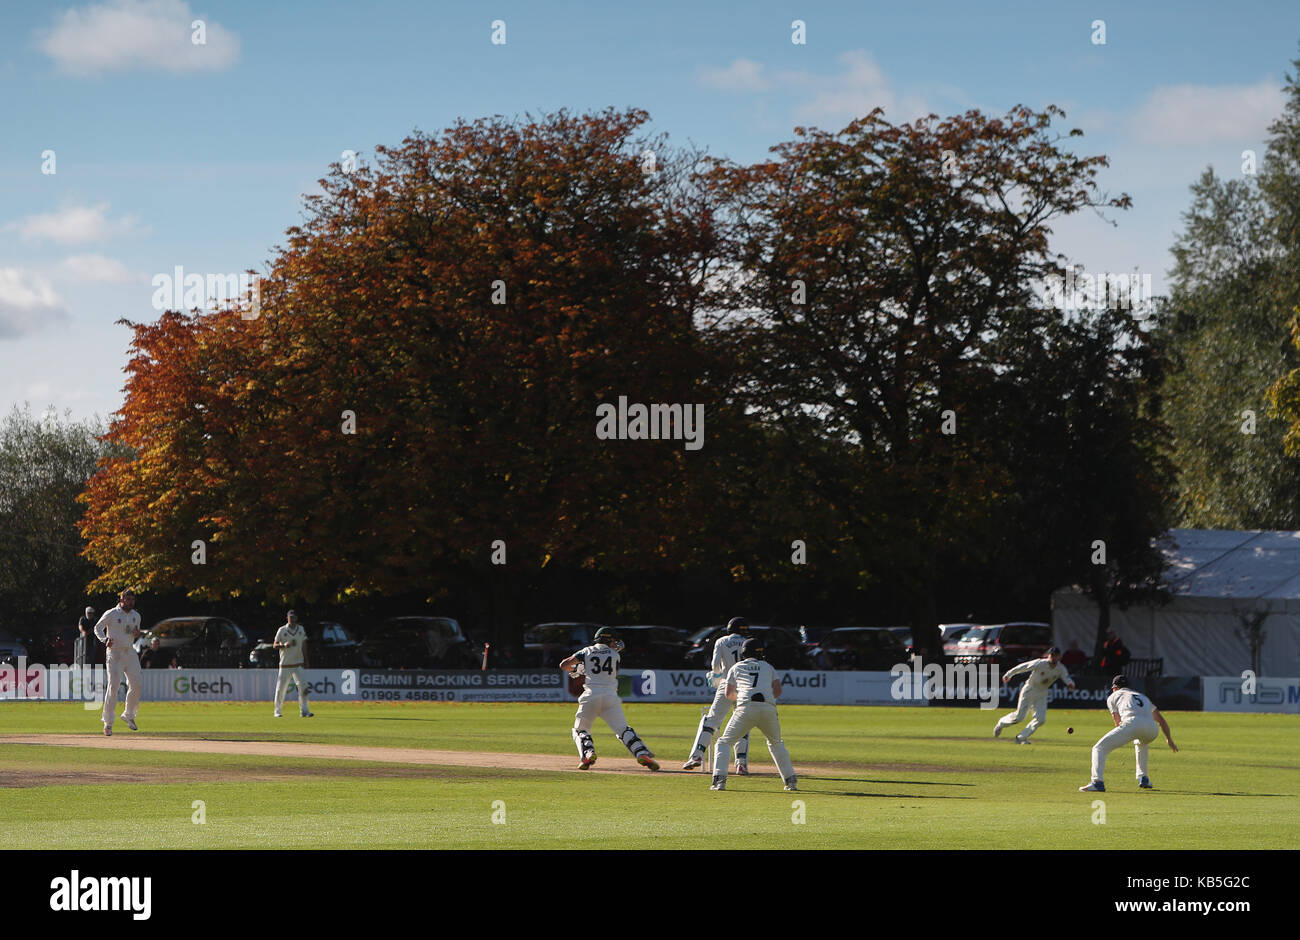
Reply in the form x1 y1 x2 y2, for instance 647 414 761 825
1107 688 1157 723
575 644 620 695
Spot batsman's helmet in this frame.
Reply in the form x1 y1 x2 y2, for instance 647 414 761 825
1046 646 1061 656
593 627 624 651
727 617 750 634
1111 675 1128 689
741 636 767 660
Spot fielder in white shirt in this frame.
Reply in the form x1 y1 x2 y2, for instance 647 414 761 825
994 646 1075 743
273 611 314 718
682 617 751 773
93 589 142 735
1079 675 1178 791
710 636 798 792
559 626 660 771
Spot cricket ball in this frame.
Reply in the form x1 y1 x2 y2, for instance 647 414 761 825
1067 727 1074 734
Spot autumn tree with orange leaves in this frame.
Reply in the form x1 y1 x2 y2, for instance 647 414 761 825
80 108 758 615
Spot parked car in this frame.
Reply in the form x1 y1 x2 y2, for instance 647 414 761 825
952 622 1053 668
607 625 693 668
357 616 477 669
134 616 251 667
919 623 984 658
683 625 813 671
808 627 908 670
249 621 361 668
0 627 28 665
522 623 607 666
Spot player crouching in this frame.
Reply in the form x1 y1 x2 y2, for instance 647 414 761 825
709 637 798 792
559 627 660 772
1079 675 1178 792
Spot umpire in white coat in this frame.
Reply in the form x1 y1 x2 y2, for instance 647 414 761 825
710 636 798 792
93 589 142 735
273 611 314 718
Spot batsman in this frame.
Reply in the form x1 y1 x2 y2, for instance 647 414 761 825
682 617 751 773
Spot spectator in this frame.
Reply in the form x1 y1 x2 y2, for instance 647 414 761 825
1100 631 1131 672
76 607 103 666
1062 645 1088 668
46 630 71 664
140 637 171 669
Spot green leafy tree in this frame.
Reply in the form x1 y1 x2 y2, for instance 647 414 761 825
1166 52 1300 526
702 104 1135 646
0 405 124 626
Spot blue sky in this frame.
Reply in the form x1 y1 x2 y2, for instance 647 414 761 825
2 0 1298 422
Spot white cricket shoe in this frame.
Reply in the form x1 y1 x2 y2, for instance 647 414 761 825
993 723 1003 738
682 755 703 770
103 725 112 736
734 761 749 776
1079 780 1106 792
709 777 726 791
123 716 137 731
784 777 798 792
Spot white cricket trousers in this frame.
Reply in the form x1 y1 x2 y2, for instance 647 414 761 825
996 687 1048 739
571 691 653 759
688 684 749 763
102 649 141 729
713 702 795 785
275 665 310 716
1091 717 1159 783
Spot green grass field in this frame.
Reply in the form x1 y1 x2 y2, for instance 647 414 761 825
2 701 1296 849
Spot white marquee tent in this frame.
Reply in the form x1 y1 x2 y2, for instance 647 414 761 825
1052 529 1300 676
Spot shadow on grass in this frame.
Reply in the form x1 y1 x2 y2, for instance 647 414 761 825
808 776 976 787
1154 790 1295 797
798 790 977 799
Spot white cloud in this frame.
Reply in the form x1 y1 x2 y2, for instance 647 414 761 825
1132 80 1284 145
36 0 240 76
698 58 769 92
6 204 139 244
0 269 68 339
58 254 141 284
697 50 930 127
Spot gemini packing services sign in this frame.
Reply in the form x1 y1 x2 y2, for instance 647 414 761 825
358 670 567 702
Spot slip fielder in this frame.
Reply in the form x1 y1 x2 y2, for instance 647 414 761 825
273 610 314 718
709 636 797 792
93 589 142 735
683 616 751 773
994 645 1075 743
1079 675 1178 792
559 626 659 771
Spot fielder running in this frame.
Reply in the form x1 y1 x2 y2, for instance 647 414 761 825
273 611 314 718
93 589 142 736
710 636 797 792
559 627 660 771
1079 676 1178 792
994 646 1075 743
683 617 751 773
